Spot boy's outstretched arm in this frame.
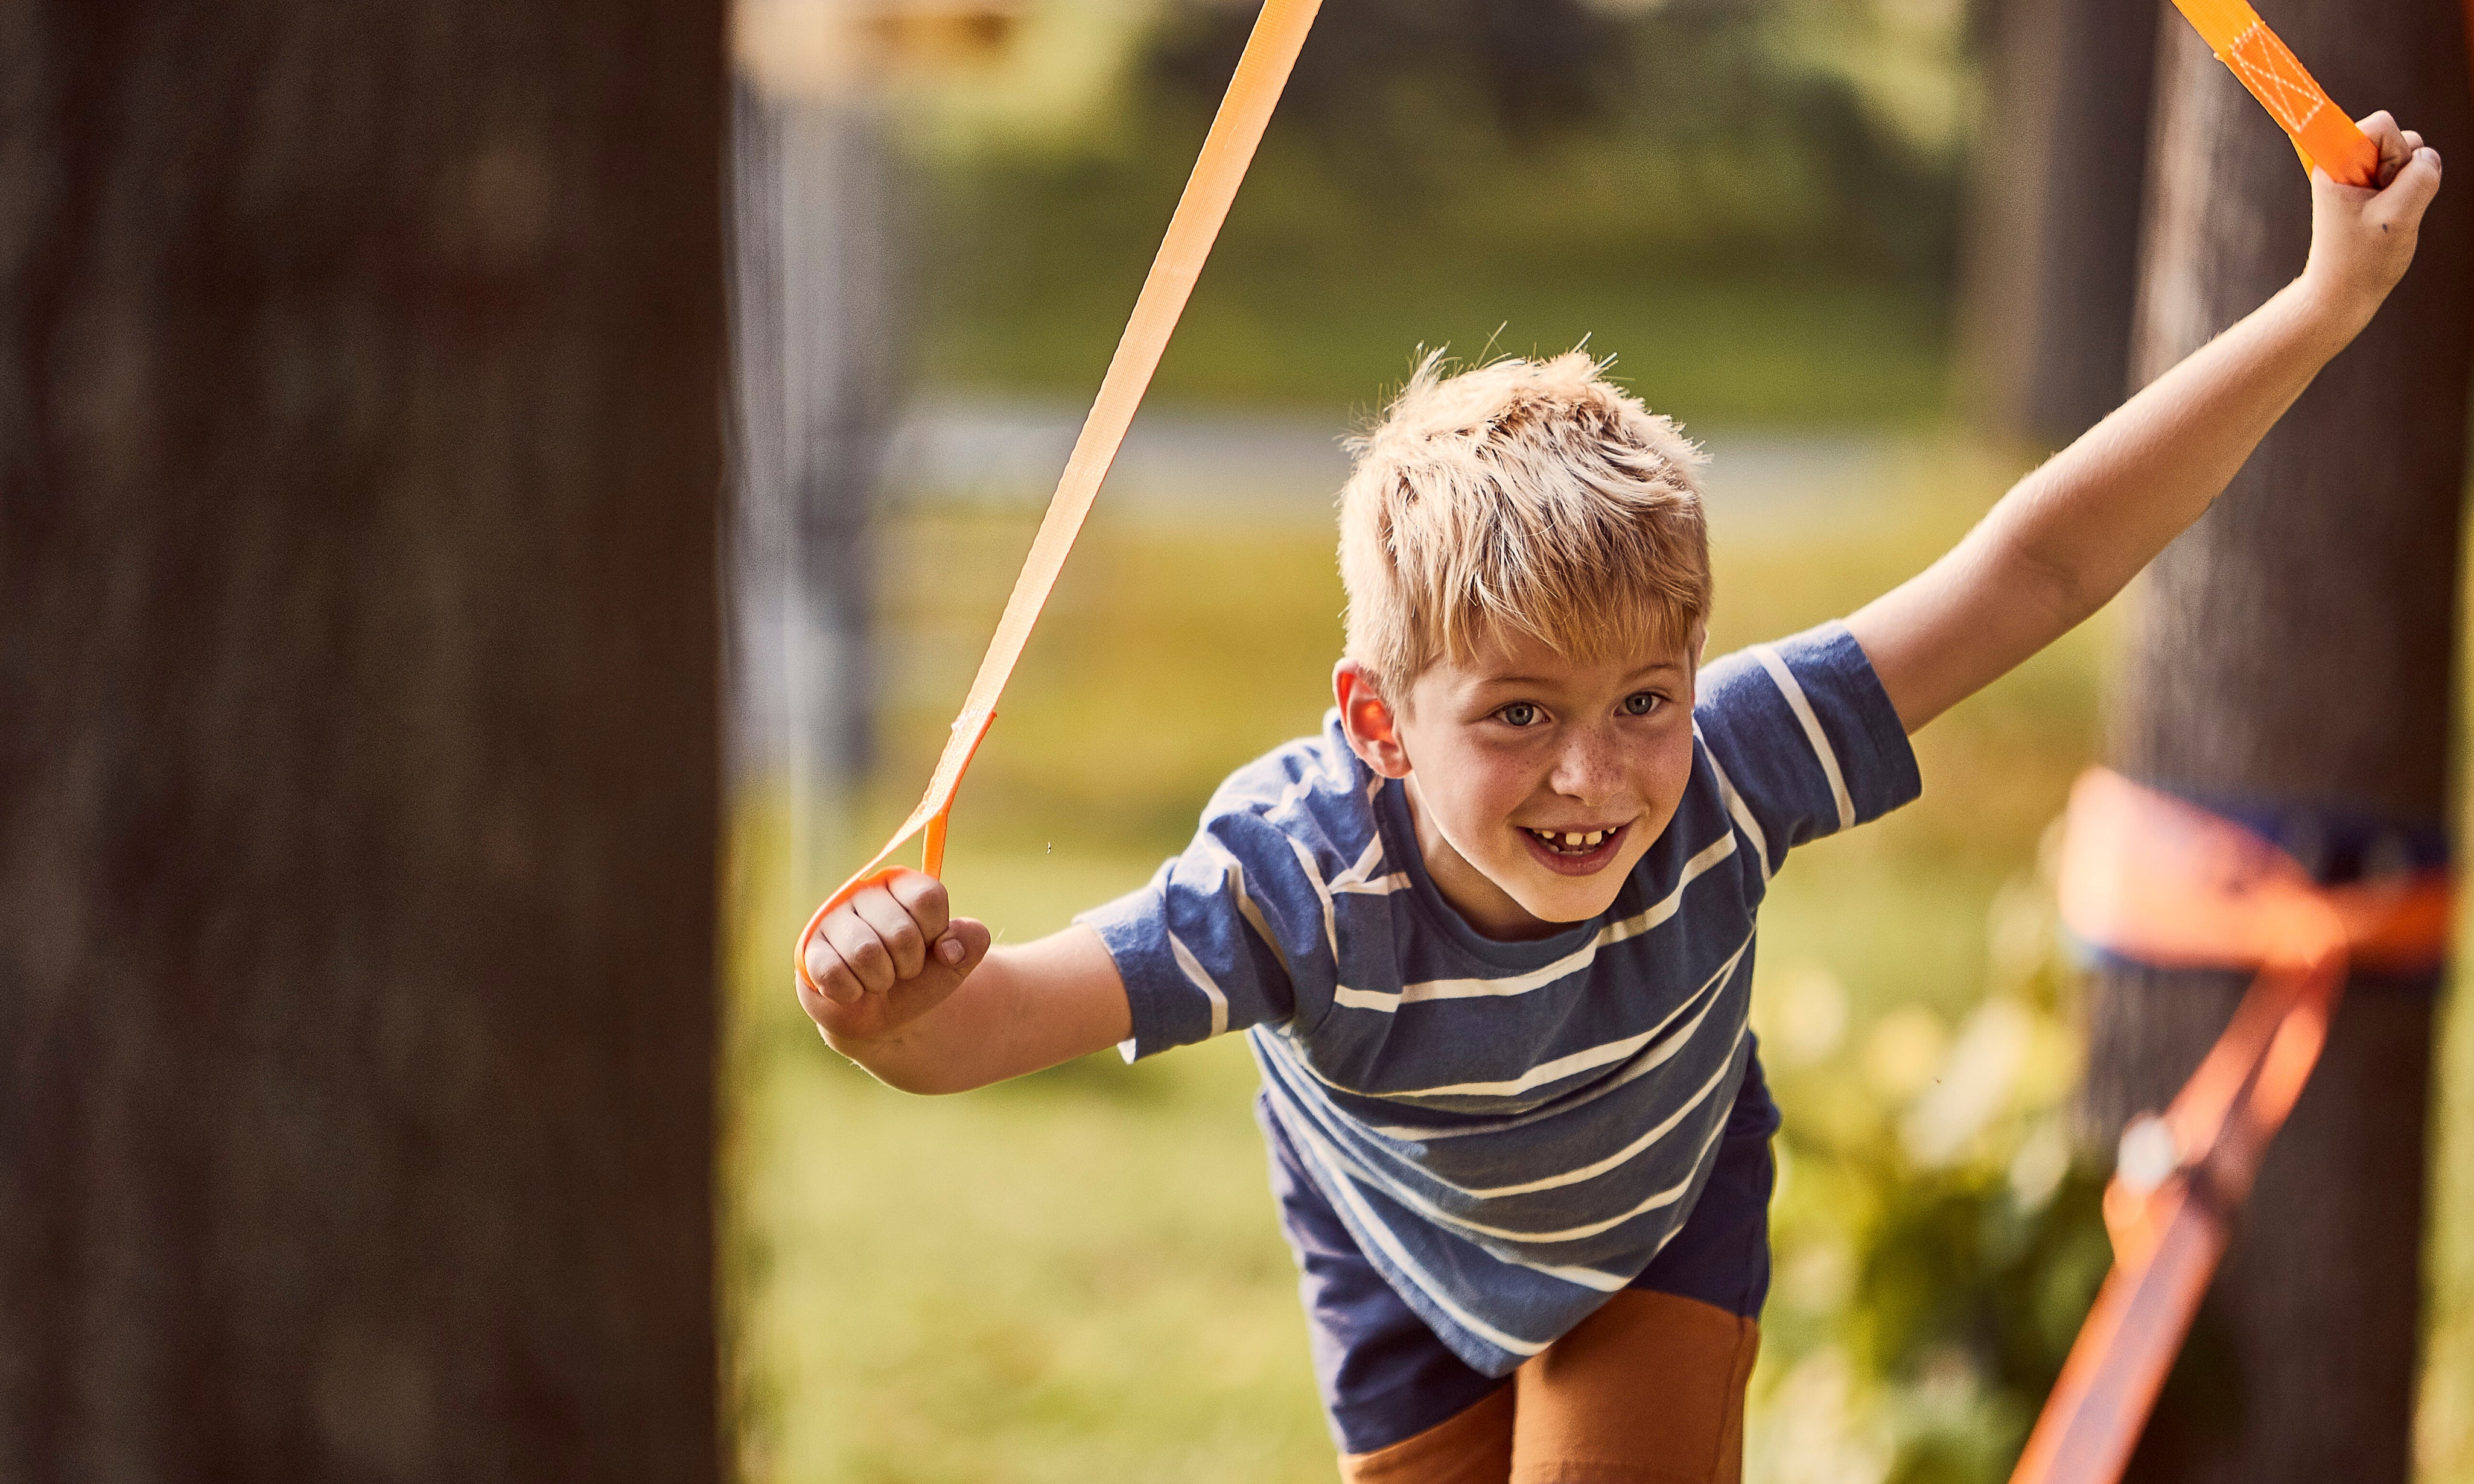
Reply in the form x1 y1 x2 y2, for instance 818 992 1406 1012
1849 112 2443 734
798 870 1131 1094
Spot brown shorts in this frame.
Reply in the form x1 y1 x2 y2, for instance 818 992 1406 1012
1336 1290 1759 1484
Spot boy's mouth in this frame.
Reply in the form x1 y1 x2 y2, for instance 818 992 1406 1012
1516 822 1627 875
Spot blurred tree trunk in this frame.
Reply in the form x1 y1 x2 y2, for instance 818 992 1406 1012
0 4 724 1481
1957 0 2160 446
2087 4 2473 1481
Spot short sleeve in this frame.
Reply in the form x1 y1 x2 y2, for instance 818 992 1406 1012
1694 620 1921 874
1075 808 1338 1062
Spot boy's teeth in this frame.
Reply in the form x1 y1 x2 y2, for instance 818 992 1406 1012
1527 826 1612 851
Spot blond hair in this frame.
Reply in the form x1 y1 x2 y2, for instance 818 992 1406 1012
1338 350 1711 697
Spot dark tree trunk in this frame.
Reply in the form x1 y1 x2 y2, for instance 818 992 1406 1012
0 5 725 1482
2087 5 2474 1482
1957 0 2161 446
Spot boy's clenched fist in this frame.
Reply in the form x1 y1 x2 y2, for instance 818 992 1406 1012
2302 111 2442 328
798 870 991 1050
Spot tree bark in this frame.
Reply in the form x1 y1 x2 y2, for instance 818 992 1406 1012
2087 5 2473 1482
0 5 724 1482
1957 0 2161 447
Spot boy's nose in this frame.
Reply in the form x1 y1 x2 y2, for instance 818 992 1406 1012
1548 733 1626 804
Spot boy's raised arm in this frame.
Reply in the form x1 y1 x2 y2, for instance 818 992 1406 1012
799 870 1133 1094
1848 112 2443 735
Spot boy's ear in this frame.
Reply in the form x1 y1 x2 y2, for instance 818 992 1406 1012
1334 659 1413 779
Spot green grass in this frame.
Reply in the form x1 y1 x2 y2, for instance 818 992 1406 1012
730 992 1324 1484
725 441 2474 1482
932 265 1953 427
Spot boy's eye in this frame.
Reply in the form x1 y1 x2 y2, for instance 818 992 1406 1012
1621 692 1661 717
1497 702 1541 728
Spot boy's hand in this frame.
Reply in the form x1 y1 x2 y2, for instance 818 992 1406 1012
2301 112 2442 329
798 869 992 1049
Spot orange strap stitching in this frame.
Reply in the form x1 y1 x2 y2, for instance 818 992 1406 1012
2167 0 2380 185
795 0 1324 995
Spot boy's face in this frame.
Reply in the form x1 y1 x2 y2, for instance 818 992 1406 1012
1337 624 1700 940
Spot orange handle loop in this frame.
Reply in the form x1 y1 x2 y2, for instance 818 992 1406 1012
793 0 1324 998
2167 0 2381 186
2009 770 2450 1484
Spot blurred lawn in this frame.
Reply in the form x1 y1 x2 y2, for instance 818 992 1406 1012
933 264 1951 426
725 446 2474 1482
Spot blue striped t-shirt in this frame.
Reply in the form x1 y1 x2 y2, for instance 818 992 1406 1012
1078 621 1921 1376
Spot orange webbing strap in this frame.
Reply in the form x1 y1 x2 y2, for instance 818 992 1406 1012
2007 770 2450 1484
795 0 1324 992
2167 0 2380 186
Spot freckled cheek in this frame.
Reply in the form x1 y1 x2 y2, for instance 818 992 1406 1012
1635 733 1696 818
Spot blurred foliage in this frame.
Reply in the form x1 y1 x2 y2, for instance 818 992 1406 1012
1150 0 1640 149
1143 0 1965 274
1751 854 2114 1484
901 0 1976 418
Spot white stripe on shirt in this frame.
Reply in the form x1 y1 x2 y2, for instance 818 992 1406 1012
1603 832 1738 945
1330 832 1737 1013
1353 965 1738 1141
1331 834 1409 896
1752 642 1854 831
1277 928 1751 1111
1332 834 1385 887
1513 1258 1631 1292
1302 1084 1739 1248
1168 932 1230 1038
1350 933 1752 1102
1699 728 1771 882
1332 873 1411 897
1262 775 1318 819
1286 1110 1551 1357
1277 1015 1747 1218
1283 833 1339 962
1451 1027 1744 1198
1199 837 1280 965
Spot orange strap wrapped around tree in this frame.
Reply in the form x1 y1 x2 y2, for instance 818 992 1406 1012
2006 770 2449 1484
795 0 1323 994
2167 0 2380 186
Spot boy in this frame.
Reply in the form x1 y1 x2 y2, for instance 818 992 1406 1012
800 118 2440 1482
